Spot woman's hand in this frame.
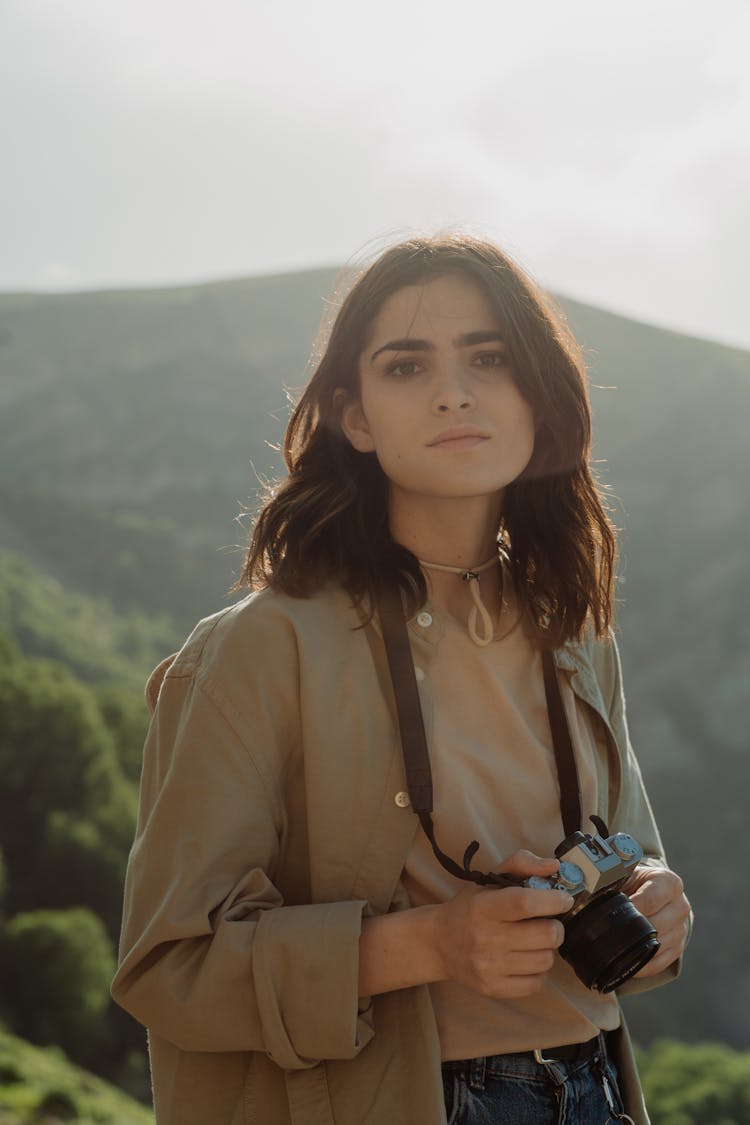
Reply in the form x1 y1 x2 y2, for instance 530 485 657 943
358 851 571 1000
429 850 573 1000
625 864 692 977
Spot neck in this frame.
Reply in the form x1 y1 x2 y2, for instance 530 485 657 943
389 489 504 628
388 490 503 569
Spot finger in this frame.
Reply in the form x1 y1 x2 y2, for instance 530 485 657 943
645 895 691 931
628 870 684 917
481 886 573 922
630 893 691 951
622 861 654 891
628 887 667 918
498 850 560 880
513 917 566 951
633 940 682 978
629 882 688 936
502 949 557 976
627 877 670 914
633 911 691 978
471 916 564 955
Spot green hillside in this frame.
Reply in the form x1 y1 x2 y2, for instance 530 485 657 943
0 1028 153 1125
0 268 747 1057
0 550 179 691
0 271 338 629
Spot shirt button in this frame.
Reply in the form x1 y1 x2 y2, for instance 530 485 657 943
394 791 411 808
414 666 425 682
416 611 433 628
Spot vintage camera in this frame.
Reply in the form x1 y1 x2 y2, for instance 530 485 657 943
525 816 660 993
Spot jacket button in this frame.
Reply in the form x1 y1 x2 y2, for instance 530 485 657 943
414 666 425 681
394 791 411 808
416 611 432 628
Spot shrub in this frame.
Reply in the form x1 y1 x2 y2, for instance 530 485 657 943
0 908 116 1063
639 1039 750 1125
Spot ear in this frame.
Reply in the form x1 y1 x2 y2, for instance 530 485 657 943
336 390 376 453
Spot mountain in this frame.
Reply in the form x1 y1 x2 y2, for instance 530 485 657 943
0 268 747 1048
0 270 337 623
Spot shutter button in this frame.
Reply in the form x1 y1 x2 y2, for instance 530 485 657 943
416 611 432 628
394 791 411 808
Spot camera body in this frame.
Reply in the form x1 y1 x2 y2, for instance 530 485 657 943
524 819 660 993
526 825 643 911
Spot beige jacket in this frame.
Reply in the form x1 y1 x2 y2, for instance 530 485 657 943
112 586 681 1125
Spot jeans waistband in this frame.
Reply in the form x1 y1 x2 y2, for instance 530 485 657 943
442 1032 607 1090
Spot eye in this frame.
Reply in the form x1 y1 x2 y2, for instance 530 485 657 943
473 350 508 369
385 358 424 378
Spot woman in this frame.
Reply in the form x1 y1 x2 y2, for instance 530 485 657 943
112 234 691 1125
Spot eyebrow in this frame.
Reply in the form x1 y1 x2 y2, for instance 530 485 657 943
370 330 505 363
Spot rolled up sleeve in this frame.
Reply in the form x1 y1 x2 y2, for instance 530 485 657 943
252 900 374 1068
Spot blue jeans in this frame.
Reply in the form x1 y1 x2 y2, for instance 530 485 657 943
441 1035 629 1124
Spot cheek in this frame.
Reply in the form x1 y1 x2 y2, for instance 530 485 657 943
359 393 412 455
365 419 422 486
372 434 411 474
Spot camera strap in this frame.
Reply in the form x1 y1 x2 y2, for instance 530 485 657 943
377 588 583 887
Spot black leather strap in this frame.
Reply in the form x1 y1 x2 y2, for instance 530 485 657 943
378 588 582 886
541 648 582 839
379 589 433 814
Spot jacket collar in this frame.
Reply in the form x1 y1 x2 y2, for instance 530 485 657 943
553 639 609 728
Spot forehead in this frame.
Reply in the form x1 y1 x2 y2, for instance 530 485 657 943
365 273 500 348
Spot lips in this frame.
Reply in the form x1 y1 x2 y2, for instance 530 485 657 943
426 426 490 448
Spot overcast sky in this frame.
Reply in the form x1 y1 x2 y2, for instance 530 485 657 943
2 0 749 348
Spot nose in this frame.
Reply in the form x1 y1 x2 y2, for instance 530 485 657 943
432 361 474 414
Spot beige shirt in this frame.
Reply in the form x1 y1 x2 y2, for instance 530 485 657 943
402 608 619 1059
112 585 682 1125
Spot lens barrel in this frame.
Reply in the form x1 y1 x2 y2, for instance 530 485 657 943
560 889 660 993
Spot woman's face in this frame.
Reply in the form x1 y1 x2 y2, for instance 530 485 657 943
340 273 536 508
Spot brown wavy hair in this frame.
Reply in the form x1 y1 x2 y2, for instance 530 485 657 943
238 233 617 645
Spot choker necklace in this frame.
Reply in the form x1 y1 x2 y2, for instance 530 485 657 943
418 555 499 647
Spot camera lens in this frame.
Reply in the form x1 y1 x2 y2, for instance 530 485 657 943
560 889 660 993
